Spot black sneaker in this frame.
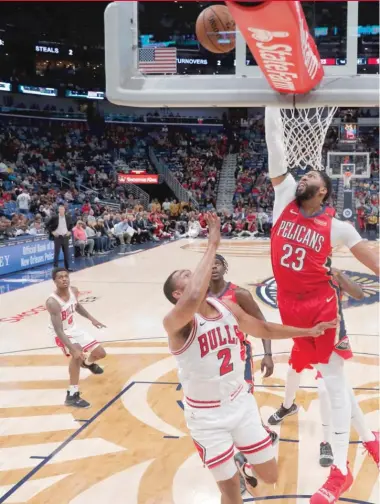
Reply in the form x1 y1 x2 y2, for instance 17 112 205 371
81 362 104 374
234 452 258 496
263 424 279 446
320 442 334 467
65 391 90 408
268 403 299 425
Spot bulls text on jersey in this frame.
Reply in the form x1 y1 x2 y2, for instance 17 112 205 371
198 325 240 358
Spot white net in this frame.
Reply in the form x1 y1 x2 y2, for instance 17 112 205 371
343 172 353 188
279 107 338 171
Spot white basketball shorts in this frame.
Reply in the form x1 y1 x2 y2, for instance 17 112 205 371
53 328 99 357
185 390 274 481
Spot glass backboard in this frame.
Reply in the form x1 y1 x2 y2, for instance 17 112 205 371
326 151 371 179
104 1 379 108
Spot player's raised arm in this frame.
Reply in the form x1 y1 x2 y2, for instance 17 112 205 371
265 107 297 225
163 213 220 336
224 299 336 340
332 268 365 300
265 107 289 186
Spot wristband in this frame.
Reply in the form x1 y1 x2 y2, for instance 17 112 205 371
264 353 272 357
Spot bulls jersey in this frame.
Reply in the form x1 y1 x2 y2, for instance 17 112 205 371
271 200 336 297
214 283 247 361
47 288 78 336
171 297 246 406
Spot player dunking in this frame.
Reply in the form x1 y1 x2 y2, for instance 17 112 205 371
265 107 379 504
268 269 365 468
163 213 336 504
209 254 278 496
46 268 107 408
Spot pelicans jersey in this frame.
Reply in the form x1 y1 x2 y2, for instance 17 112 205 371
271 201 352 371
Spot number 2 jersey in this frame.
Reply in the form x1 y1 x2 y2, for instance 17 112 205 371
171 297 246 408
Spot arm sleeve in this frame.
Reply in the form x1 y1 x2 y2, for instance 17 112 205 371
331 218 363 249
272 174 297 225
265 107 288 179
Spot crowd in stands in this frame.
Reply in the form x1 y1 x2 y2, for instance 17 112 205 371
0 106 378 256
153 128 226 209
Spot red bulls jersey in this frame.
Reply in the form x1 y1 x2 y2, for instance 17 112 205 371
271 201 336 298
215 282 247 361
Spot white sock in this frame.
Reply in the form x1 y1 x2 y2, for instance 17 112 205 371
348 386 375 442
283 366 301 409
68 385 79 396
317 377 332 444
316 354 350 476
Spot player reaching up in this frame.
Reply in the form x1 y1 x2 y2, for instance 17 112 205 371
268 269 365 468
265 107 379 504
209 254 278 496
163 213 336 504
46 268 107 408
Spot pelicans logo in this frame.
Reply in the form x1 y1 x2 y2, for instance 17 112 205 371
253 271 379 309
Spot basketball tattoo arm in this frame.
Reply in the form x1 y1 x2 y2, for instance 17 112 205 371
223 299 337 340
332 269 364 300
235 288 274 377
71 286 106 328
46 298 84 360
163 214 220 339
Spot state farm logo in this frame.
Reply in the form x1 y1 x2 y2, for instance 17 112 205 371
248 28 289 43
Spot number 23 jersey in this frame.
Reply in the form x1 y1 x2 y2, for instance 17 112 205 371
171 297 246 406
271 200 336 297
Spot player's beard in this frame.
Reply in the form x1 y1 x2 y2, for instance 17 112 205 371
295 184 319 205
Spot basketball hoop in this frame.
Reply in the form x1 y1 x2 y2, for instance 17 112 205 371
343 171 353 189
279 106 338 171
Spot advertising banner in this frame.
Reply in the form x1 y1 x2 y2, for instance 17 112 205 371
118 173 158 184
0 236 74 276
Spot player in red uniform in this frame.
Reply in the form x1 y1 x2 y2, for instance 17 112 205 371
265 107 379 504
268 268 365 468
209 254 278 495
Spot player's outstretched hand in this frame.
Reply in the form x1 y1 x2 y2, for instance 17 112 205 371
91 318 107 329
308 320 337 337
206 213 221 249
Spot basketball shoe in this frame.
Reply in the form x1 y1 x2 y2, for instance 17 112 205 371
268 403 298 425
310 464 353 504
81 362 104 374
319 442 334 467
65 391 90 408
362 431 379 468
234 453 258 497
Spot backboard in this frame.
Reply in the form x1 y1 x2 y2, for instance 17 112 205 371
104 1 379 108
326 151 371 179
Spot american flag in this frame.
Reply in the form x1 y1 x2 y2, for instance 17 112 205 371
138 47 177 74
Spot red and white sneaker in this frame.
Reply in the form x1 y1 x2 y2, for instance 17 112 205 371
362 431 380 469
310 464 353 504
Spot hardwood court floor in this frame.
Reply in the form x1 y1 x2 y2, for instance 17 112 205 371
0 239 379 504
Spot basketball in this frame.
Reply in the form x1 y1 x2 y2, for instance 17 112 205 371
195 5 236 54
